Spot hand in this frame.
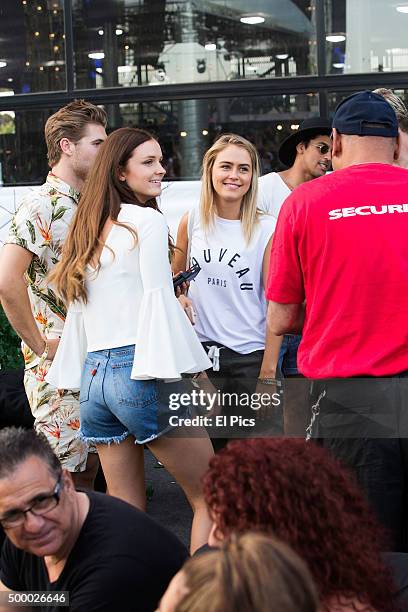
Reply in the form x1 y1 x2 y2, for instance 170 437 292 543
46 338 60 361
173 270 190 297
255 375 282 422
178 295 196 325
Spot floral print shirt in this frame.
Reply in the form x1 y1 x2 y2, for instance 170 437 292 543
6 173 79 369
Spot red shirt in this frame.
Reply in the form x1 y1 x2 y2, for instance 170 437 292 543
266 163 408 378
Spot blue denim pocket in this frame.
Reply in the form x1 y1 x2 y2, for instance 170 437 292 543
112 363 159 408
80 358 100 404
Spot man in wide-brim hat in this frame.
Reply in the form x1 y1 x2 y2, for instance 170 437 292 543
258 116 332 219
257 117 332 434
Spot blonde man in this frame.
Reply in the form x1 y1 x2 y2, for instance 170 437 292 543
0 100 107 488
373 88 408 168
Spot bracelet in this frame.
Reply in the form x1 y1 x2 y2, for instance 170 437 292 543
258 377 280 386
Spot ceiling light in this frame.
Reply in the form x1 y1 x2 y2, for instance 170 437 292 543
0 61 7 68
7 78 13 82
98 29 104 35
205 43 216 51
277 124 283 131
326 34 346 42
34 31 40 37
202 129 209 135
240 15 265 25
37 5 42 10
333 62 345 69
125 45 129 50
88 52 105 60
115 28 123 36
180 131 187 137
396 5 408 12
276 53 289 60
291 124 299 130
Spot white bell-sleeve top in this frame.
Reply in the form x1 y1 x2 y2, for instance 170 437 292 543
46 204 211 389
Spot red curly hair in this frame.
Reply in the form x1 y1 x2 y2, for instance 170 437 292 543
202 439 395 612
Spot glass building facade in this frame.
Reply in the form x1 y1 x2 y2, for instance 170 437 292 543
0 0 406 185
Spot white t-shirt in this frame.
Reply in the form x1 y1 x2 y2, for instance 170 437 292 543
188 212 276 353
257 172 291 218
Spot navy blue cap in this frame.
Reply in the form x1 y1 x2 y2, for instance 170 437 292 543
333 91 398 137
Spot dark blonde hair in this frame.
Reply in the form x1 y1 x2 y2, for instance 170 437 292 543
45 99 107 167
174 533 319 612
373 88 408 133
50 127 167 304
200 134 261 244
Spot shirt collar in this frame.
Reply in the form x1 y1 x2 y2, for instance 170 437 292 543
46 172 80 204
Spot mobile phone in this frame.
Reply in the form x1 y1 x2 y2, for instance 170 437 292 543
173 263 201 288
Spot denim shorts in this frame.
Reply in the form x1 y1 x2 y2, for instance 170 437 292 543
79 345 181 445
278 335 301 377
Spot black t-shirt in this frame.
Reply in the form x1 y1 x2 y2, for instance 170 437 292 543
0 368 33 429
0 491 188 612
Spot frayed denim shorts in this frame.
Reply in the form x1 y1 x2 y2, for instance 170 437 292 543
79 345 179 445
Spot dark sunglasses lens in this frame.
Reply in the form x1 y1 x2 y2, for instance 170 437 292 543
319 144 330 154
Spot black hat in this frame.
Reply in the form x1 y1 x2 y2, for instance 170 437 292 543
278 117 332 167
332 90 398 137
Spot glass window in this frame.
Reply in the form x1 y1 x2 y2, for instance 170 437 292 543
0 108 55 186
104 93 319 179
0 94 319 186
0 1 65 93
325 0 408 75
72 0 317 90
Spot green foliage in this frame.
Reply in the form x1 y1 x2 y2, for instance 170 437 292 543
0 306 23 369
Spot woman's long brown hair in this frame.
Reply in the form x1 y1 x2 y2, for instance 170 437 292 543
50 127 167 304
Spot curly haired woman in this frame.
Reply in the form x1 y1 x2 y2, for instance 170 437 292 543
202 438 396 612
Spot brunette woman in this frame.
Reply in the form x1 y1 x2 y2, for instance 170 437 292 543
47 127 214 552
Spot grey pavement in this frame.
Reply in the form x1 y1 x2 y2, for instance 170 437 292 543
145 449 192 548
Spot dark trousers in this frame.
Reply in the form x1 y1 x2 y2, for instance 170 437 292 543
311 375 408 551
201 342 282 451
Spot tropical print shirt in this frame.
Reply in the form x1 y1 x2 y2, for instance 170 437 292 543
6 173 79 369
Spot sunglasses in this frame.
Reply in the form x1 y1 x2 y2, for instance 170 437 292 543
312 143 332 155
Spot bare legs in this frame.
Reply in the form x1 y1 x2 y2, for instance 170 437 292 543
72 452 100 490
95 431 214 553
148 431 214 553
96 437 146 511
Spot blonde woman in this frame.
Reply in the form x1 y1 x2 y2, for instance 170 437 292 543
46 127 213 552
173 134 278 443
156 533 319 612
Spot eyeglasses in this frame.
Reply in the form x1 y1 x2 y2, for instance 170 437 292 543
0 472 63 529
313 143 332 155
